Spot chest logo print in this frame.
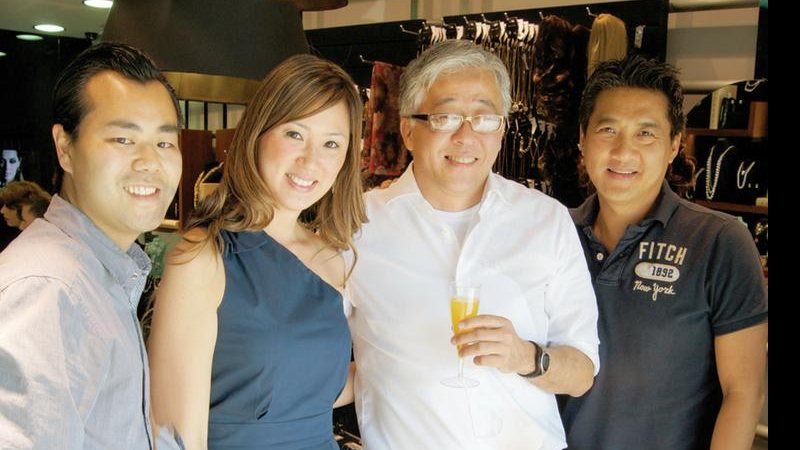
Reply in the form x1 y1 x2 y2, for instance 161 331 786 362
632 241 686 301
635 262 680 283
633 262 680 301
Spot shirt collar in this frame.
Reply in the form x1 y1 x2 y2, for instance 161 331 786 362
383 162 512 210
570 192 600 228
382 162 421 202
571 179 681 229
645 180 682 227
44 195 151 288
482 171 513 208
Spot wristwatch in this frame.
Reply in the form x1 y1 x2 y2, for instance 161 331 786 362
518 341 550 378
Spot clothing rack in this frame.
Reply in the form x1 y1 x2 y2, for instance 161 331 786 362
307 0 667 88
307 1 668 206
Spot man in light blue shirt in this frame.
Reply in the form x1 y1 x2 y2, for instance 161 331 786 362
0 42 183 450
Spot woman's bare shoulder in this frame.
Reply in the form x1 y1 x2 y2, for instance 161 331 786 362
158 227 226 308
166 227 219 265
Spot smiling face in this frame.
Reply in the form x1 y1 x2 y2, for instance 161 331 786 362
256 100 350 218
53 71 182 250
400 69 504 211
581 87 680 215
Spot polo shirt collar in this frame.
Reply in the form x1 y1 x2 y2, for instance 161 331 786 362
645 180 682 227
571 180 680 229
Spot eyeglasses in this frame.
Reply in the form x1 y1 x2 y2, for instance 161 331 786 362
409 113 505 134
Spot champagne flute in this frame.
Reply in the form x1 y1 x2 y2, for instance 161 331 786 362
441 283 480 388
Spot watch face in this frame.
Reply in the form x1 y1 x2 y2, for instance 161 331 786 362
519 341 548 378
540 352 550 373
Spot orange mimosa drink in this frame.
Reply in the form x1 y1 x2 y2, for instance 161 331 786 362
442 283 481 388
451 297 480 348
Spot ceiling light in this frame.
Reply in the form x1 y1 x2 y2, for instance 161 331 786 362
83 0 113 8
34 24 65 33
0 51 6 57
16 34 44 41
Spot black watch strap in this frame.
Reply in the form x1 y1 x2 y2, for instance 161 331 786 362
518 340 549 378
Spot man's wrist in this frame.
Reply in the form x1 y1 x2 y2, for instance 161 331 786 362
518 341 549 378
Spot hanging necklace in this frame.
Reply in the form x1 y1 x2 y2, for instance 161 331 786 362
736 160 756 189
705 144 735 200
744 78 767 93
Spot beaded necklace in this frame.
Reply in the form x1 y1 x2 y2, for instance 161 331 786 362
705 144 735 200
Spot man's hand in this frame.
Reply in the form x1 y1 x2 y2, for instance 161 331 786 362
451 314 536 375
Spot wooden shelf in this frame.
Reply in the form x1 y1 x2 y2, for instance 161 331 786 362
694 200 768 215
686 128 754 137
688 101 767 138
684 101 768 159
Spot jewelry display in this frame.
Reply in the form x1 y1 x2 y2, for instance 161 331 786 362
736 160 757 190
705 144 735 200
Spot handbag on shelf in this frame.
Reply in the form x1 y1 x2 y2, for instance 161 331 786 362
694 140 768 204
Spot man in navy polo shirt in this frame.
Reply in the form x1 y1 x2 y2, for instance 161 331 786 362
560 55 768 450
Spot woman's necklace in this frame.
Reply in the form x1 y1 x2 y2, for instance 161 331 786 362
705 144 735 200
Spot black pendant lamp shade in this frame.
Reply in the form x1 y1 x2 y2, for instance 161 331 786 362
103 0 312 102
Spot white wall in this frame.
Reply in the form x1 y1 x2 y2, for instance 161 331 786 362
668 7 759 109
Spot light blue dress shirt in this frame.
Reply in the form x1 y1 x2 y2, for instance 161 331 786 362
0 195 180 450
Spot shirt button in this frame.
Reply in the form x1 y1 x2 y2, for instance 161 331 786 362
596 252 604 261
131 273 139 280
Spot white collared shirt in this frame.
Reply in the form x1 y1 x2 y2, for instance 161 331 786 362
346 164 599 450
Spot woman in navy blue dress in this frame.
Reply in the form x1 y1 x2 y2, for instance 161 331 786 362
148 54 366 450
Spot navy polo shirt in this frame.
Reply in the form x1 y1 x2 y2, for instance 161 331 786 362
560 181 768 450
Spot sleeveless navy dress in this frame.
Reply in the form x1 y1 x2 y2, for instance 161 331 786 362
208 230 351 450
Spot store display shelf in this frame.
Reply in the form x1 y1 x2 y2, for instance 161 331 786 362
686 128 753 137
694 200 767 215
